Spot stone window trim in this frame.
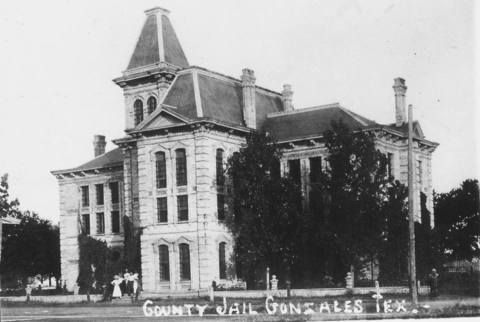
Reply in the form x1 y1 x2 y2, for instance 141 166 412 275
216 148 225 187
218 242 227 280
158 244 170 282
111 210 121 234
80 185 89 208
109 181 121 205
96 212 105 235
178 243 191 281
176 194 189 222
217 194 225 221
215 234 231 281
81 213 90 235
175 148 188 187
133 98 144 126
152 236 195 287
152 238 174 288
149 146 171 191
156 197 168 224
95 184 104 206
147 95 158 115
155 151 167 189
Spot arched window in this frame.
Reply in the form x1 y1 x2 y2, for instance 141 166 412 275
179 243 191 280
147 96 157 115
216 149 224 186
133 99 144 126
175 149 187 186
219 242 227 279
155 152 167 188
158 245 170 281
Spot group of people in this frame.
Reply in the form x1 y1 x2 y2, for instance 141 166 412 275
110 270 141 302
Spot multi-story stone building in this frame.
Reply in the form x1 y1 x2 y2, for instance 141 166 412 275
52 7 438 292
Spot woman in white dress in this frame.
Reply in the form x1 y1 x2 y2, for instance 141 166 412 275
111 275 123 299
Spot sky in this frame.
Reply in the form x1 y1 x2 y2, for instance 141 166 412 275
0 0 477 224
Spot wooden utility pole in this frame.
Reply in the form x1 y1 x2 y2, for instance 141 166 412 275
407 104 418 306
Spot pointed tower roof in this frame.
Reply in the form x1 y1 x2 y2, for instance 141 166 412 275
127 7 189 70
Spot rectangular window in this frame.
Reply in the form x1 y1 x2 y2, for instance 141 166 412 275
109 182 120 204
81 214 90 235
288 159 301 184
387 153 394 178
217 194 225 220
219 242 227 279
159 245 170 281
155 152 167 188
175 149 187 186
157 197 168 223
416 160 423 184
96 212 105 234
177 195 188 221
309 157 322 183
216 149 225 186
95 184 104 206
111 211 120 234
81 186 89 207
179 243 191 281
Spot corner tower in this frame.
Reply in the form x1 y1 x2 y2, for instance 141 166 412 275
113 7 189 131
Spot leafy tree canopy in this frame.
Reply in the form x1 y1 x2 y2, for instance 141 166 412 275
317 120 395 271
226 132 303 284
434 179 479 260
0 174 60 286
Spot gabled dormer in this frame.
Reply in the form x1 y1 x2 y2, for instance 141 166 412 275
113 7 189 131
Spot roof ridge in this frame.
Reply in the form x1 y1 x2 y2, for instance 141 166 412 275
266 103 341 118
51 148 123 175
337 106 372 126
181 66 282 96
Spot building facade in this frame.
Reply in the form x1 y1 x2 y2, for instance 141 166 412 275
52 7 438 292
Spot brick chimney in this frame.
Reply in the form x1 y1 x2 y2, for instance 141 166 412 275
281 84 294 111
241 68 256 129
393 78 407 126
93 135 106 157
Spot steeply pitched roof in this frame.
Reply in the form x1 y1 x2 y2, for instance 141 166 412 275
262 104 377 142
135 67 284 132
52 148 123 174
127 7 188 70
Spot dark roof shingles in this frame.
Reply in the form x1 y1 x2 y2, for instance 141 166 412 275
198 74 243 125
56 148 124 173
262 107 373 141
162 16 189 68
127 15 159 70
163 73 197 119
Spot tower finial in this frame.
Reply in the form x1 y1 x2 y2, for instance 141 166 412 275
144 7 170 16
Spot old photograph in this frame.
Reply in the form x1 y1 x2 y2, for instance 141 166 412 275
0 0 478 321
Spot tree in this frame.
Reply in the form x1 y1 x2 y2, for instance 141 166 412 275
378 182 409 285
77 234 110 300
310 120 395 281
226 132 303 288
434 179 480 261
0 174 22 219
0 174 60 287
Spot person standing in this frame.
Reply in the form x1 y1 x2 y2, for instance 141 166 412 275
111 275 123 299
428 268 440 298
25 283 32 302
131 273 141 303
123 270 131 296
